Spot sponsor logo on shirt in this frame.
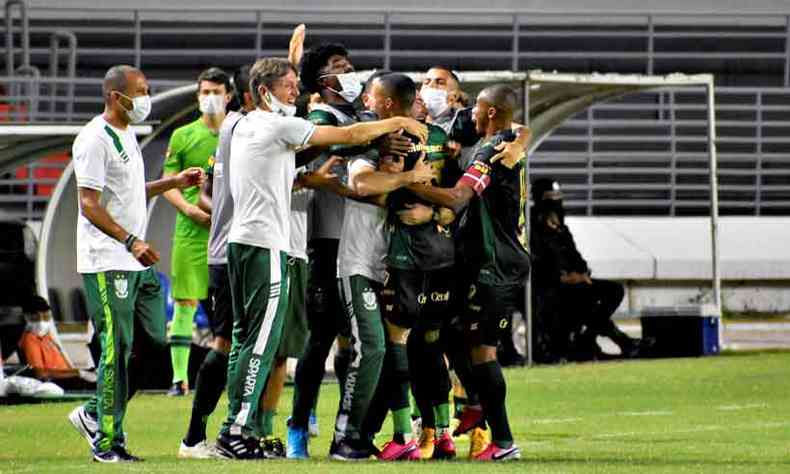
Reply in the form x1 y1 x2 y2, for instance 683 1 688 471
431 291 450 302
409 144 445 154
417 293 427 305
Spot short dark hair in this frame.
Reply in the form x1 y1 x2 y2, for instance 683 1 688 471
197 67 232 93
376 73 416 110
364 70 391 94
249 57 297 107
233 64 252 105
300 43 349 94
24 295 50 314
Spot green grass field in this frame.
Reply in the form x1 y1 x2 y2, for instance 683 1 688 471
2 351 789 473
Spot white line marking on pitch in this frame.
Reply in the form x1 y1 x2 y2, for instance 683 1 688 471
592 420 790 440
716 403 767 411
620 410 674 416
532 417 583 424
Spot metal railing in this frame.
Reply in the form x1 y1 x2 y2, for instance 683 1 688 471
2 6 790 84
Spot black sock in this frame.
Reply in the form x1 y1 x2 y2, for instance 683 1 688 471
185 350 228 446
472 360 512 448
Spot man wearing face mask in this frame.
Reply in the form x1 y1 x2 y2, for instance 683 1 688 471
162 68 232 397
530 178 647 361
67 64 206 462
215 57 427 460
17 296 96 388
286 42 367 459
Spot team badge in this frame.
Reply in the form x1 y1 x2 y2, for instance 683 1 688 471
114 274 129 299
362 288 378 311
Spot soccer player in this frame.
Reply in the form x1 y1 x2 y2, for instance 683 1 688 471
162 68 232 397
330 108 437 459
68 64 205 462
406 84 532 461
286 42 367 459
214 57 427 459
359 73 457 461
178 65 254 458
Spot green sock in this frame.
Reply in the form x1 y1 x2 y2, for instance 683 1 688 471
393 407 412 438
169 303 196 384
261 409 275 438
434 402 450 433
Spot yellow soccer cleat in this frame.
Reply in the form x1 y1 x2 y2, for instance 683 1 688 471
469 427 490 459
418 427 436 459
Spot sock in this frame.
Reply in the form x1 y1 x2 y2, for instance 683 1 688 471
260 409 275 438
169 303 196 384
434 402 450 432
185 350 228 446
386 342 412 439
472 361 513 448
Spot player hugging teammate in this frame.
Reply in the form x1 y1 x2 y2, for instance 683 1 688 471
67 25 531 463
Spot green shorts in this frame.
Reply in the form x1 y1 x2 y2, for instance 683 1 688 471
277 256 309 358
171 237 209 300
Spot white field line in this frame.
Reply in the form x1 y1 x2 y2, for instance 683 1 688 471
620 410 674 416
592 420 790 440
531 417 583 424
716 403 768 411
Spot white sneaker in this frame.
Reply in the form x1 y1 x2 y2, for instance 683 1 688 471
178 440 224 459
69 405 98 449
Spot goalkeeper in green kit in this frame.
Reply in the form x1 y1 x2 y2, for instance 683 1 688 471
162 68 233 396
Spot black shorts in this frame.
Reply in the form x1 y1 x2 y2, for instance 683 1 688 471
208 264 233 340
385 267 455 330
466 282 522 347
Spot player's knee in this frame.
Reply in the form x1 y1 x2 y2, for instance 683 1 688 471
470 344 497 365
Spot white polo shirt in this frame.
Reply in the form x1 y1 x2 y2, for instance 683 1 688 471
72 115 147 274
228 109 316 253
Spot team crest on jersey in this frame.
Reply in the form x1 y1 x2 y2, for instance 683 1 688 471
362 288 378 311
114 274 129 299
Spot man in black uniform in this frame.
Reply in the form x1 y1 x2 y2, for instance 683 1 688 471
530 178 646 361
407 84 529 462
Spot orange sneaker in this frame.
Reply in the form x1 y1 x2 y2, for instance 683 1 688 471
469 427 489 458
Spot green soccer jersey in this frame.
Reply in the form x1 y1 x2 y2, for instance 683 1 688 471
386 123 456 271
163 118 218 240
457 129 530 286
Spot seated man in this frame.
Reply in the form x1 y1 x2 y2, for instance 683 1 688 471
17 296 96 388
530 179 646 361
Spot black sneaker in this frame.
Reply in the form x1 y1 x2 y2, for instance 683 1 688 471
215 432 264 460
114 446 143 462
167 381 188 397
330 439 372 461
92 446 142 463
261 437 285 458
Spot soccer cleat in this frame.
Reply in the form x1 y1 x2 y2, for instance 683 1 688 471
69 405 98 450
469 427 490 459
377 439 420 461
330 439 373 461
417 427 436 459
453 406 484 436
215 432 264 460
473 442 521 461
167 381 189 397
286 420 310 459
308 411 319 437
433 431 457 460
114 446 144 462
261 437 285 458
178 440 223 459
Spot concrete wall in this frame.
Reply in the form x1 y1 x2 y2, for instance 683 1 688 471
565 217 790 313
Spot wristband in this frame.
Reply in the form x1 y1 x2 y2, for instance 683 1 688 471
124 234 138 252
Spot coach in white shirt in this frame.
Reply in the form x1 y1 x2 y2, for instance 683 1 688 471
215 57 427 459
67 64 205 463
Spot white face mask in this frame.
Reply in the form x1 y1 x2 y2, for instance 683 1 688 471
119 93 152 123
27 321 51 337
199 94 226 116
265 91 296 117
420 87 449 119
328 72 362 103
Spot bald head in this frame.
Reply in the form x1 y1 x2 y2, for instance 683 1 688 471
479 84 516 117
103 65 141 102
